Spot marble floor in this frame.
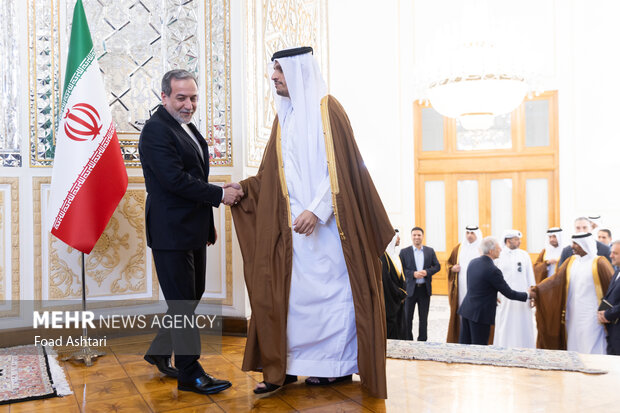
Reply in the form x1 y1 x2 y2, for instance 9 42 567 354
3 301 620 412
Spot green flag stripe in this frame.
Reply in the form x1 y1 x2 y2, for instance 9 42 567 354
63 0 94 93
60 49 96 115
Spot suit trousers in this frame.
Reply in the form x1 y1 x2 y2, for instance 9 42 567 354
405 284 430 341
459 317 491 345
147 247 206 382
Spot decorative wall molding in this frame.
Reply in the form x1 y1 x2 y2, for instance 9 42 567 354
204 0 233 166
0 0 22 167
0 178 20 318
202 175 233 306
28 0 61 167
33 176 158 309
245 0 329 167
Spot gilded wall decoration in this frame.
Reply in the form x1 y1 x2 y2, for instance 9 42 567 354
28 0 61 167
246 0 329 167
0 178 20 317
29 0 232 167
201 175 233 306
204 0 233 166
0 0 22 167
0 192 4 298
33 176 157 306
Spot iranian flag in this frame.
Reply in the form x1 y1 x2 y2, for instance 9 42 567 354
48 0 128 254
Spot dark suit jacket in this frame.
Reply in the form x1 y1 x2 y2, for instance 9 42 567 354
604 270 620 354
399 245 441 296
557 241 611 268
458 255 528 325
138 105 222 250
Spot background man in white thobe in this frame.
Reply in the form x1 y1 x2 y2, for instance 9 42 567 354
493 230 536 348
565 233 608 354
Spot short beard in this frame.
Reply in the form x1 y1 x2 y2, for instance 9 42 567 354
166 106 193 124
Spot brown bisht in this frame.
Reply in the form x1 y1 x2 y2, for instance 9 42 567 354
533 249 549 284
446 244 461 343
534 256 613 349
231 95 394 398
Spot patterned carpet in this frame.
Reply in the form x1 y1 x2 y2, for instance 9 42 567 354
386 340 606 374
0 345 71 405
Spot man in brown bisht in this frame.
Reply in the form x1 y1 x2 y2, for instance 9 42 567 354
446 225 482 343
533 227 564 284
228 47 393 398
534 233 614 352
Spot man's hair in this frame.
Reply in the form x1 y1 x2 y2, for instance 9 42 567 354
411 226 424 234
611 240 620 248
161 69 198 96
600 228 612 238
480 237 498 255
574 216 590 224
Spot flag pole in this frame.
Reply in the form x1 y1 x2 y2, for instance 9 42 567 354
60 252 105 366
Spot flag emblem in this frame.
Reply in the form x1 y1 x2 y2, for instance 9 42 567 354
63 103 102 142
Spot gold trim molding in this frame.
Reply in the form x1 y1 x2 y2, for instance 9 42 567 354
0 177 20 318
202 175 233 306
33 176 159 309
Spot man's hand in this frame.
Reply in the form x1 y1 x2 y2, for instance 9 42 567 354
419 270 427 277
293 210 318 236
451 264 461 273
222 183 244 206
528 286 537 308
413 271 424 279
598 310 609 324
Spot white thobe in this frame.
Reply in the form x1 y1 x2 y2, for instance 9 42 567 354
458 244 480 306
545 247 562 276
493 248 536 348
282 109 358 377
565 255 607 354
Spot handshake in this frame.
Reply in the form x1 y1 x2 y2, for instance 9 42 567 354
527 286 537 308
222 182 244 206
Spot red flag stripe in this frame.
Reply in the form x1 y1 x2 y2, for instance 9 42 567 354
51 132 128 254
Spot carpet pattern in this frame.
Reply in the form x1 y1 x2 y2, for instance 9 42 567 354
387 339 607 374
0 345 68 405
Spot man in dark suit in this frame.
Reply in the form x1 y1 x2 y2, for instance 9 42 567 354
399 227 440 341
139 69 242 395
458 236 535 345
557 217 611 267
598 240 620 355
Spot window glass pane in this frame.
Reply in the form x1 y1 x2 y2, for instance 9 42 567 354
424 181 446 251
421 107 444 151
525 100 550 147
457 113 512 150
491 179 512 240
457 180 479 241
526 178 548 253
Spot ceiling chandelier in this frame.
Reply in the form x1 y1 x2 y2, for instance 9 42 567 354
425 41 530 130
415 1 544 131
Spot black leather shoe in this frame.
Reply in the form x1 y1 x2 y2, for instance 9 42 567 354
178 373 232 395
144 354 178 378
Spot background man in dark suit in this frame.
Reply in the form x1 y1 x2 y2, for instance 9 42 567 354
557 217 611 267
458 236 535 345
399 227 440 341
598 240 620 355
139 69 242 395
